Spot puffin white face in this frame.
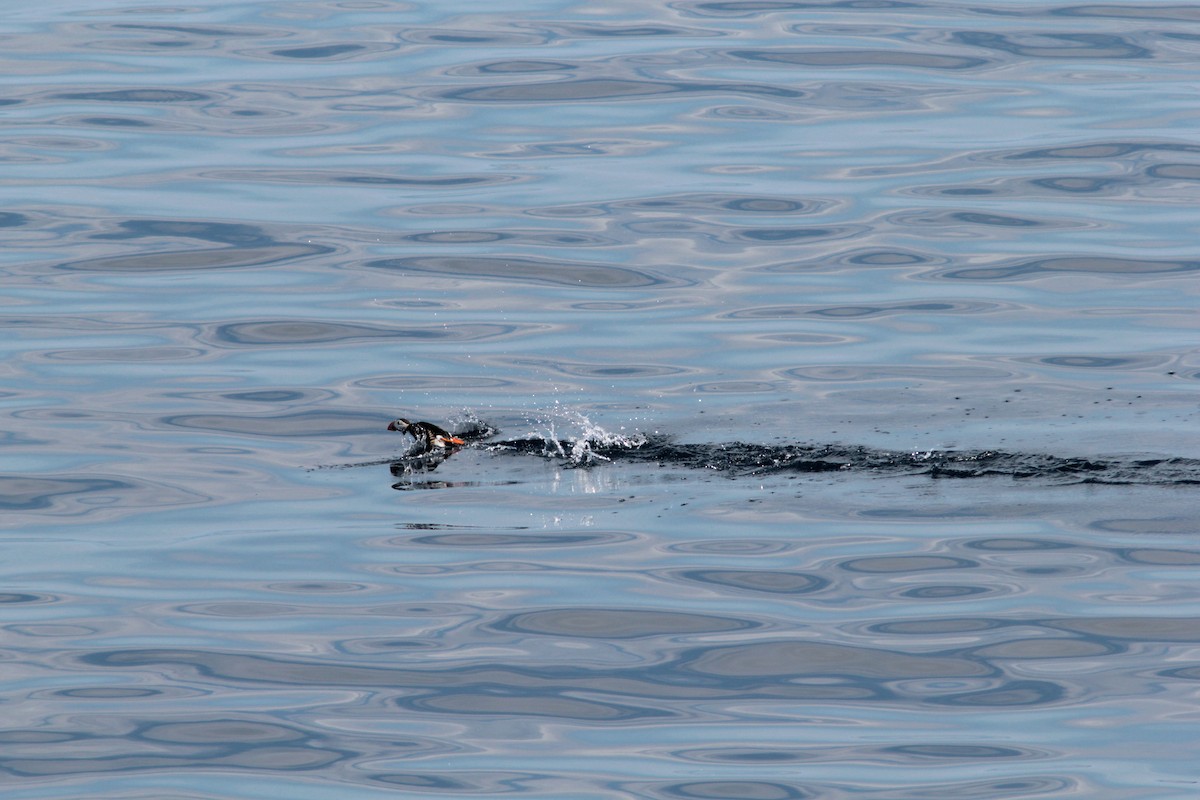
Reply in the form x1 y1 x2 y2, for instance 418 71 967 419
387 418 412 433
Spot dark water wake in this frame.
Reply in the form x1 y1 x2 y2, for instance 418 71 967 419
354 420 1200 486
486 436 1200 486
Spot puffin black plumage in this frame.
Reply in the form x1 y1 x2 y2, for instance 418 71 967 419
387 418 465 453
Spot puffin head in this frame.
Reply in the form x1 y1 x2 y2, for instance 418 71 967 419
387 418 412 433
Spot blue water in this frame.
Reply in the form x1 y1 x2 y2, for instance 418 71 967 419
5 1 1200 797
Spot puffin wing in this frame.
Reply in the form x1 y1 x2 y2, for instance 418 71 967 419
417 421 465 445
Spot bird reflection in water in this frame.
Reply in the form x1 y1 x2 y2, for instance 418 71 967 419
388 449 472 490
386 451 522 491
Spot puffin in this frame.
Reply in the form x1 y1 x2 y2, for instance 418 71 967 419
387 418 465 453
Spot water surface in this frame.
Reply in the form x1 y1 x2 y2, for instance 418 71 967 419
4 1 1200 797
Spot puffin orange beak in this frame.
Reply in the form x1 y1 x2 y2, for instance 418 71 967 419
387 421 399 431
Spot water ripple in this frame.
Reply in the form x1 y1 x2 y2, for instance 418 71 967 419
492 608 760 638
724 47 991 70
74 637 1098 715
198 169 527 188
436 77 809 104
0 719 350 777
363 255 689 288
59 243 331 272
8 0 1200 794
0 474 203 514
723 300 1005 319
49 88 215 103
949 31 1151 60
205 320 534 347
672 569 830 595
934 256 1200 282
162 411 382 438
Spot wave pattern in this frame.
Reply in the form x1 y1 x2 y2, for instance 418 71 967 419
6 0 1200 797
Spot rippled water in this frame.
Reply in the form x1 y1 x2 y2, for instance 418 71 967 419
6 1 1200 798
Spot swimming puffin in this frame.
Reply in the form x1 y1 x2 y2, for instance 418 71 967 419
387 418 465 453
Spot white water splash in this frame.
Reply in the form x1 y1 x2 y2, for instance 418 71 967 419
521 406 647 465
447 408 499 439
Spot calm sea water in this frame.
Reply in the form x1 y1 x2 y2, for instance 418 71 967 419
5 1 1200 798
